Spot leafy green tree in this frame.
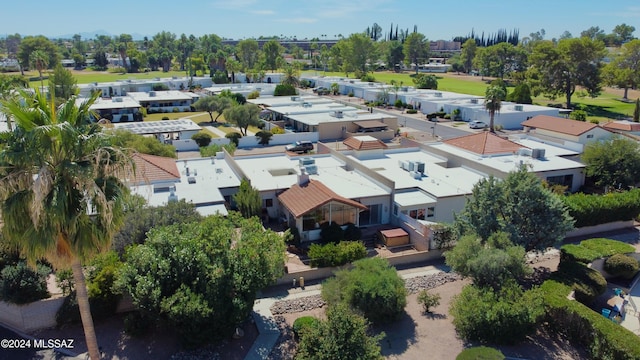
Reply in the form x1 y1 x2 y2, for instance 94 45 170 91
296 303 384 360
338 33 377 76
233 179 261 218
417 290 441 313
474 43 527 79
403 32 429 75
117 214 285 348
274 84 297 96
262 40 284 72
528 38 606 108
236 39 260 70
0 261 51 304
115 34 133 72
255 130 273 146
484 85 506 132
412 73 438 89
634 98 640 122
569 110 587 121
322 257 406 324
445 233 531 290
460 38 477 74
48 63 78 102
582 136 640 190
384 40 404 70
455 168 574 251
0 91 133 360
107 129 177 158
449 281 544 345
112 199 202 254
223 103 261 136
193 95 231 123
17 35 58 75
612 23 636 45
506 83 533 104
602 39 640 100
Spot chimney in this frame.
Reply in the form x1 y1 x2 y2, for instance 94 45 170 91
298 168 309 186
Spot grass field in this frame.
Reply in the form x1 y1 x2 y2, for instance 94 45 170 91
26 70 188 88
304 71 636 122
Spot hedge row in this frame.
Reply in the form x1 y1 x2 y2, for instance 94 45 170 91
560 238 635 264
308 241 367 268
541 280 640 360
554 260 607 304
562 189 640 228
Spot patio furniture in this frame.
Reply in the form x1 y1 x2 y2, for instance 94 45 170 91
602 308 612 318
614 288 624 297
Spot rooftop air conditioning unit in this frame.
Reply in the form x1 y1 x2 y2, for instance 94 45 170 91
113 97 124 103
415 161 425 174
334 110 343 118
291 96 301 101
410 171 422 180
531 148 546 159
149 91 156 97
305 165 318 175
518 148 532 157
299 157 315 166
434 92 442 97
470 99 478 104
514 105 523 111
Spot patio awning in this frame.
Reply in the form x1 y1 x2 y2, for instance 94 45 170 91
278 179 367 218
394 190 437 207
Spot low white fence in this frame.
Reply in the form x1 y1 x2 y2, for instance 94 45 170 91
0 297 65 333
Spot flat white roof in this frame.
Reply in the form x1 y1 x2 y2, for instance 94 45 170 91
247 95 334 107
233 154 389 198
394 190 437 207
112 119 201 135
347 149 485 198
78 76 209 89
78 96 141 110
429 142 585 174
268 103 358 116
510 136 581 157
289 111 391 126
130 157 240 216
128 90 193 102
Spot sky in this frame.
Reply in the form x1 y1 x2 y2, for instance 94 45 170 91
1 0 638 41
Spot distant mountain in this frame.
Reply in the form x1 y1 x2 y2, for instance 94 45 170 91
52 30 147 41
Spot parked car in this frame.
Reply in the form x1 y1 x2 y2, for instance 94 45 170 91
314 87 330 95
285 141 314 153
469 120 488 129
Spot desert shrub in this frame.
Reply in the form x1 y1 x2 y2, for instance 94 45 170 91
449 281 544 345
343 223 361 241
0 261 50 304
555 260 607 304
406 109 418 114
348 92 355 97
292 316 319 340
161 116 170 120
569 110 588 121
271 126 285 134
322 257 406 324
274 84 297 96
247 90 260 99
360 73 376 82
394 99 403 108
456 347 505 360
308 241 367 268
406 104 414 110
191 131 212 147
55 268 74 296
444 113 451 119
319 222 344 244
417 290 441 313
604 254 639 279
225 132 242 146
255 130 273 146
152 83 169 91
562 189 640 227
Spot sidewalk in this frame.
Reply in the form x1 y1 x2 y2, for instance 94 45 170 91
244 262 445 360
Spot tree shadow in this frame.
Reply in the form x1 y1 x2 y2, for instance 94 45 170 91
423 311 447 320
377 311 418 357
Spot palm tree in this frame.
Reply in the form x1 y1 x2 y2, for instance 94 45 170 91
29 50 49 92
0 74 28 130
0 90 133 360
282 63 300 87
484 85 506 132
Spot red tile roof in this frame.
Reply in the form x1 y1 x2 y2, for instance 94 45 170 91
131 153 181 184
602 120 640 132
521 115 598 136
278 179 368 218
343 136 388 150
444 132 525 155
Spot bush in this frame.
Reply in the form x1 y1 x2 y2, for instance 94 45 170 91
108 66 126 74
274 84 297 96
320 222 344 244
417 290 441 313
406 109 418 114
123 311 151 337
562 189 640 228
322 257 406 324
255 130 273 146
308 241 367 268
0 261 51 304
555 260 607 304
394 99 404 108
406 104 414 110
191 131 212 147
161 116 170 120
444 114 451 119
271 126 285 134
560 244 602 264
569 110 588 121
604 254 639 279
343 223 361 241
172 107 180 113
152 83 169 91
449 281 544 345
580 238 636 257
247 90 260 99
456 347 505 360
225 132 242 146
292 316 319 340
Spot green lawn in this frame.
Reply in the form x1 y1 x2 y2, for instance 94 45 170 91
28 70 188 88
144 111 211 122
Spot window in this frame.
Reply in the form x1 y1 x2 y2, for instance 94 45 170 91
393 205 398 216
586 134 594 139
427 207 435 218
360 204 382 226
546 174 573 188
265 199 273 208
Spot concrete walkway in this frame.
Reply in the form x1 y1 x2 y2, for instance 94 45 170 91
244 263 445 360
